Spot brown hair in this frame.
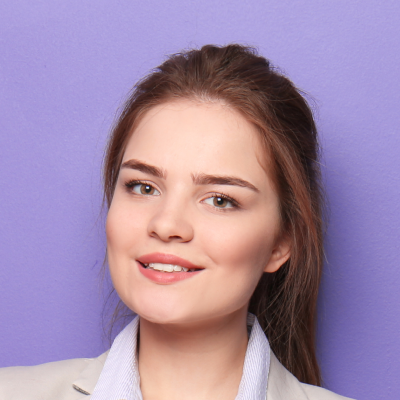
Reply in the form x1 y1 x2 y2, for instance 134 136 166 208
103 44 324 386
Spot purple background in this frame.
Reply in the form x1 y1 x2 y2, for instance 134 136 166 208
1 1 399 399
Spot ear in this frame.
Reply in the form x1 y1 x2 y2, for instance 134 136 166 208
263 235 291 273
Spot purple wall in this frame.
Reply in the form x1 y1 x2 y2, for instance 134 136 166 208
1 1 399 399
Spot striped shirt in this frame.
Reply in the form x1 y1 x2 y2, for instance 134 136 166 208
90 313 270 400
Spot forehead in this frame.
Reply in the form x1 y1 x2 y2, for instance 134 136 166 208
123 100 270 185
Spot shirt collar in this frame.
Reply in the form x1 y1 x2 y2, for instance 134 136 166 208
89 313 270 400
237 313 270 399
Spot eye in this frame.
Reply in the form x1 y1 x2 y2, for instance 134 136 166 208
125 180 160 196
203 194 237 209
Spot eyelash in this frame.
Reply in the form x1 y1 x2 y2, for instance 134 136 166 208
204 192 240 211
123 180 241 211
124 179 158 194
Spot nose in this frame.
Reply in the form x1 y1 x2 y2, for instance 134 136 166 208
147 199 194 243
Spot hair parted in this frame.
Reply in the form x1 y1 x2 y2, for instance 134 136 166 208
103 44 324 386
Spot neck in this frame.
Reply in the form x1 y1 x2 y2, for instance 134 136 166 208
138 309 249 400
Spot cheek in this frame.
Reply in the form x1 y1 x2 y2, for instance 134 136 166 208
106 204 127 250
105 205 126 285
105 198 145 286
105 198 147 309
199 212 279 309
204 214 277 271
106 197 146 250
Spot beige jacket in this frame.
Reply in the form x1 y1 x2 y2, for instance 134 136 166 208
0 351 354 400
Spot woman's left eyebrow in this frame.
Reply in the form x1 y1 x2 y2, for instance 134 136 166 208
192 173 259 192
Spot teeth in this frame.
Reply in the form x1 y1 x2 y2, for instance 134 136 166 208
146 263 190 273
164 265 174 272
153 263 164 271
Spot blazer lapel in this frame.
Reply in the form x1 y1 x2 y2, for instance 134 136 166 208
72 352 108 397
267 351 310 400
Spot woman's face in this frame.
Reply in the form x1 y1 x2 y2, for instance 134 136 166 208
106 100 290 326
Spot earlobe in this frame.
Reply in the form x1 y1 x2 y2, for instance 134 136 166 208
263 238 291 273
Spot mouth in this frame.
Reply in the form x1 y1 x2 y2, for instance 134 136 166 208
137 252 203 271
139 262 201 273
136 253 204 283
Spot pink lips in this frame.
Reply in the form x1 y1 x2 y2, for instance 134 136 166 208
137 252 204 284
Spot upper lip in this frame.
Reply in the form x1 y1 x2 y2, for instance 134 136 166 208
137 253 203 270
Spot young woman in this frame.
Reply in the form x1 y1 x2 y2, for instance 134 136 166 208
0 45 354 399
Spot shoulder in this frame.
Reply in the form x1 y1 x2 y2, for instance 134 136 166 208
0 352 107 400
301 383 354 400
267 351 355 400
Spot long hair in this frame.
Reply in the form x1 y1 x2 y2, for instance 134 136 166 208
103 44 324 386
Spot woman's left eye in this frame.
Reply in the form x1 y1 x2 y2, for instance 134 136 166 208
203 195 237 209
126 181 161 196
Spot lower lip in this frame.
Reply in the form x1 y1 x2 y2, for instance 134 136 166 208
137 261 203 284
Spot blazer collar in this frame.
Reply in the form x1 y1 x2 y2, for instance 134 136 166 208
267 351 309 400
72 351 109 396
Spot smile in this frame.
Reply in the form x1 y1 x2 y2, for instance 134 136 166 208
137 253 204 284
142 263 197 273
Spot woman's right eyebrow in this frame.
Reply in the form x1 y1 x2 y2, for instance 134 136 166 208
121 159 166 178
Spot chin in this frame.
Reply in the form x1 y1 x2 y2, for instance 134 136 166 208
131 296 190 325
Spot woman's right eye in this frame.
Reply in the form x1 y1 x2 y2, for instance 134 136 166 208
125 181 160 196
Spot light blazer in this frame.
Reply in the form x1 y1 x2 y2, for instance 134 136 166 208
0 351 354 400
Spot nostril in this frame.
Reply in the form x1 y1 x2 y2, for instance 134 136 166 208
147 213 194 243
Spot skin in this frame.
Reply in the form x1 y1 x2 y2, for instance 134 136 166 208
106 100 290 400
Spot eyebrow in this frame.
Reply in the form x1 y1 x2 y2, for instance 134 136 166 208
120 159 259 192
121 159 166 179
192 173 260 192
